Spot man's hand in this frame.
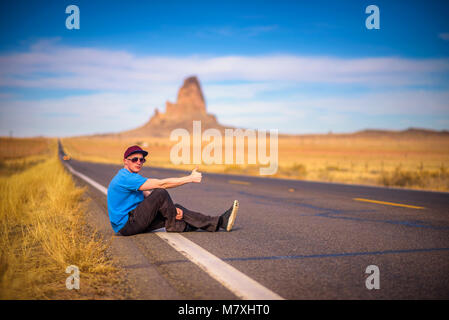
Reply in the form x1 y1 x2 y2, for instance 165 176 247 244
190 167 202 183
175 207 183 220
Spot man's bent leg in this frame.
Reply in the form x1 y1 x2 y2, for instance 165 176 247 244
119 188 186 235
174 204 220 232
152 188 187 232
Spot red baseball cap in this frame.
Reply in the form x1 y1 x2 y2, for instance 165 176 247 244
124 145 148 159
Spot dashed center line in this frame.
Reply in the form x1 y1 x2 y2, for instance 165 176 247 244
353 197 425 210
228 180 251 186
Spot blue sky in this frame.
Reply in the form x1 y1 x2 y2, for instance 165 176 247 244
1 0 449 136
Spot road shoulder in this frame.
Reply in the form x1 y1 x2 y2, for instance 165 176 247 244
73 174 183 299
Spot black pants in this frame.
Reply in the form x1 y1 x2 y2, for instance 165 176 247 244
119 188 220 236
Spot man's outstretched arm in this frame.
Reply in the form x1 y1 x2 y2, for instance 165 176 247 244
139 167 202 191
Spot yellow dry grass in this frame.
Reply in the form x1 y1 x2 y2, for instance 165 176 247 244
0 138 119 299
275 134 449 191
62 133 449 192
0 137 50 160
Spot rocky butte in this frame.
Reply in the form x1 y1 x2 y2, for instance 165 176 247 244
114 76 279 175
120 76 226 137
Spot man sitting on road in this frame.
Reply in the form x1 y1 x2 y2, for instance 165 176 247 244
107 145 239 236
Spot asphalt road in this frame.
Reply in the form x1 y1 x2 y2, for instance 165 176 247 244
61 150 449 299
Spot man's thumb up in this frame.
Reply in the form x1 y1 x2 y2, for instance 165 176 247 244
190 167 202 183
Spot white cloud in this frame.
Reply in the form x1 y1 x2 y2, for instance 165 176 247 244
288 90 449 116
209 90 449 117
0 92 162 136
1 41 448 91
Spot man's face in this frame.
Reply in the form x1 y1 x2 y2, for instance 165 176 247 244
124 152 146 173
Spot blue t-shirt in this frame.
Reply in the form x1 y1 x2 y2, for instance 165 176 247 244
107 168 148 232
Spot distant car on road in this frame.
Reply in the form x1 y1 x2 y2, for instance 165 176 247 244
63 155 71 161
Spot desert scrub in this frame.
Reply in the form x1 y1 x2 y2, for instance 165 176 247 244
378 165 449 191
0 153 117 299
277 163 307 178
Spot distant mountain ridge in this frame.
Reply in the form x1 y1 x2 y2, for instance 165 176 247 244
353 128 449 137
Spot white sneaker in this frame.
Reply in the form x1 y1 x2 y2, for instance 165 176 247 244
220 200 239 232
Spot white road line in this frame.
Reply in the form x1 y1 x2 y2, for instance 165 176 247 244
65 163 108 195
64 162 285 300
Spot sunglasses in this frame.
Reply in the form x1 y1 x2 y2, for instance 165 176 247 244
127 157 146 163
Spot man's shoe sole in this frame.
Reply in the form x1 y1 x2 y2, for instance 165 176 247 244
226 200 239 232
